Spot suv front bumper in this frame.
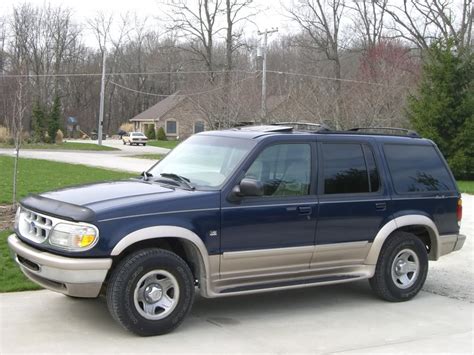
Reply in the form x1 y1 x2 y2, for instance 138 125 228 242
8 234 112 298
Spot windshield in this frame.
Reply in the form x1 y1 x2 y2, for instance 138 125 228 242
148 135 254 189
132 133 145 136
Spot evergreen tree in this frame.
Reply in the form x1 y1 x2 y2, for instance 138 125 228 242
408 39 473 179
48 95 61 144
31 101 47 143
157 126 167 141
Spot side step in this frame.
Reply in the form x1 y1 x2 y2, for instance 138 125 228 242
220 274 359 294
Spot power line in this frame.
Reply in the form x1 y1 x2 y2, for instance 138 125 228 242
0 69 254 79
266 70 412 89
109 75 256 97
0 69 412 88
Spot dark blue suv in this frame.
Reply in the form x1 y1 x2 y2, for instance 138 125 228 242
8 125 465 336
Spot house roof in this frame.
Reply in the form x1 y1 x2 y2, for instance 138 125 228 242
130 92 185 122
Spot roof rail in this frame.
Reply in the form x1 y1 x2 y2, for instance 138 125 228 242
234 125 294 133
272 122 331 132
348 127 421 138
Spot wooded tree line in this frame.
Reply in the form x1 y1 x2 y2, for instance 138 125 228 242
0 0 472 137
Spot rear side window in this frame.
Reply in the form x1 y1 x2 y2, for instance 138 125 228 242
384 144 455 193
322 143 380 194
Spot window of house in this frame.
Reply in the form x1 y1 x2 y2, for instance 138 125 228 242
244 144 311 197
384 144 455 193
166 120 177 135
194 121 205 133
322 143 380 194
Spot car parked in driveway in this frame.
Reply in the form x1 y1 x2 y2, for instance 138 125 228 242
8 125 465 336
122 132 148 146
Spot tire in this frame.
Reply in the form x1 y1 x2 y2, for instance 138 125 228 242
123 140 126 145
106 248 195 336
369 231 428 302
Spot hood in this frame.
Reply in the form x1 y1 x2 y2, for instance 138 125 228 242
41 179 174 206
21 179 220 223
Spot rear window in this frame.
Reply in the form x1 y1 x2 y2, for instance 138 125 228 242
322 143 380 194
384 144 455 193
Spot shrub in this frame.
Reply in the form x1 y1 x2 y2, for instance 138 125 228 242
0 125 10 143
146 125 156 140
157 127 167 141
56 129 64 144
119 123 134 132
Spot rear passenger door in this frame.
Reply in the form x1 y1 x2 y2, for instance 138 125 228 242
314 139 391 264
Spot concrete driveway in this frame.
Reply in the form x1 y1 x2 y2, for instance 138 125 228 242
0 139 170 173
1 195 472 354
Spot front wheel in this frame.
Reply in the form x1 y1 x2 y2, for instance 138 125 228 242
106 248 195 336
369 231 428 302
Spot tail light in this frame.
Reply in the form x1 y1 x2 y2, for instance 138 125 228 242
457 198 462 225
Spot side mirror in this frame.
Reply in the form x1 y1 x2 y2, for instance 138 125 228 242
229 178 264 202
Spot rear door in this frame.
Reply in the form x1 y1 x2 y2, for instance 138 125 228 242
313 138 391 266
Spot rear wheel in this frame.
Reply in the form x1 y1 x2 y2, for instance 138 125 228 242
369 231 428 302
107 248 195 336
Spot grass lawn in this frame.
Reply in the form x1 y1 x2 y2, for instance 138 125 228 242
147 140 180 149
0 230 41 292
0 142 118 151
458 181 474 194
0 156 135 204
129 153 165 160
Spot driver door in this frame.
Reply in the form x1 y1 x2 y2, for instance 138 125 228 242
220 142 318 279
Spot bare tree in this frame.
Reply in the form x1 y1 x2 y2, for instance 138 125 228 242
163 0 224 82
286 0 347 128
380 0 473 52
349 0 388 49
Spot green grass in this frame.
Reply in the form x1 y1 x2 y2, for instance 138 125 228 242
0 142 118 151
458 181 474 194
0 156 136 204
129 153 165 160
0 230 42 292
147 140 180 149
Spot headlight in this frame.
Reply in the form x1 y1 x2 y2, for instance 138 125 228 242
48 223 99 251
14 207 21 230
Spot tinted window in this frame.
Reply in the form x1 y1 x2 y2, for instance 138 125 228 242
322 143 379 194
166 121 177 134
245 144 311 196
384 144 455 193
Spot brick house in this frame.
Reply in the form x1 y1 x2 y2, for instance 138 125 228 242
129 92 207 140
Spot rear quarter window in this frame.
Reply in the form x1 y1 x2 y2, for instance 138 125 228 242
383 144 455 193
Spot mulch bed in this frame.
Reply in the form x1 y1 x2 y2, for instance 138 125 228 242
0 205 15 231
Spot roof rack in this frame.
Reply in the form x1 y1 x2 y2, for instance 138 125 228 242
272 122 331 132
234 125 294 133
348 127 421 138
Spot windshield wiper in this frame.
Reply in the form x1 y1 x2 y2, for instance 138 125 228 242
159 173 195 190
140 171 153 181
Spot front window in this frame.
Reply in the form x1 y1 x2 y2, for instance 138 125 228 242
166 120 177 135
244 143 311 197
148 135 254 189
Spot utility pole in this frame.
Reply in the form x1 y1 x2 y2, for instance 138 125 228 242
98 49 106 145
258 27 278 124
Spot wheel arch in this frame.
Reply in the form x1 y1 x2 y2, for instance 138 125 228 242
365 215 440 268
110 226 212 295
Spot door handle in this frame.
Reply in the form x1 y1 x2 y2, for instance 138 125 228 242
375 202 387 211
297 206 312 215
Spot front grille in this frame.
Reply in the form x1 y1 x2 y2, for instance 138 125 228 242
18 208 56 243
